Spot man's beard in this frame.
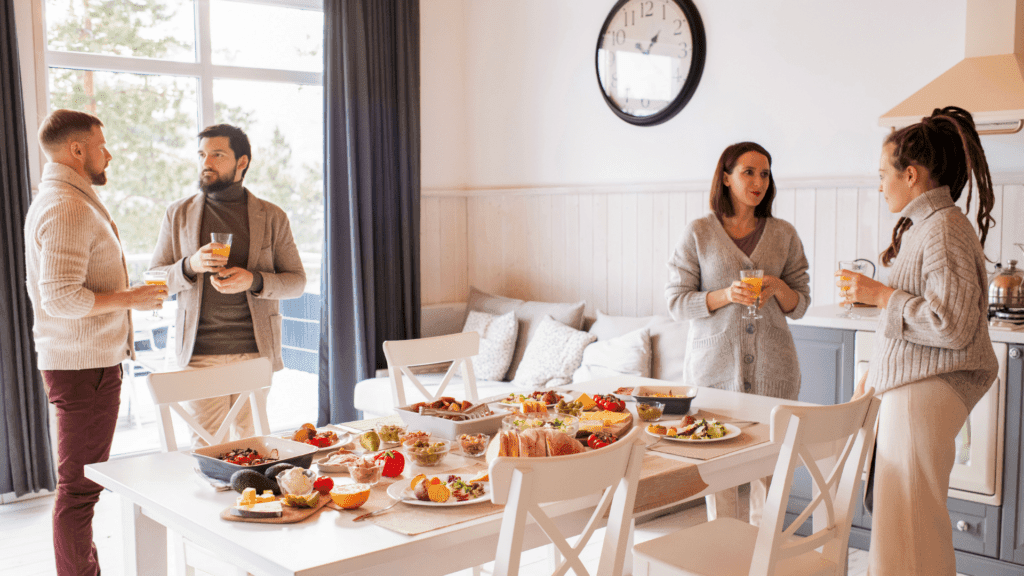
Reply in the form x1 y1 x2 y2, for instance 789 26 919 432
88 166 107 186
198 168 237 193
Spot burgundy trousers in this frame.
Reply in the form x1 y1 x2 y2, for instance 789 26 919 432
43 364 122 576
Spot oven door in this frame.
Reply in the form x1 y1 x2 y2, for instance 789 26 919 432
854 332 1007 505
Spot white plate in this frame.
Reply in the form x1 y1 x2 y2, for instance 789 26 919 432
497 391 571 408
386 480 491 507
645 423 742 443
281 429 351 452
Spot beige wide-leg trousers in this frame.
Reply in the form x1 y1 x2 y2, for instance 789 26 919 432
183 352 263 447
868 376 968 576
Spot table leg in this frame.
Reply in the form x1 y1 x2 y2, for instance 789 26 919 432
120 497 167 576
704 486 740 521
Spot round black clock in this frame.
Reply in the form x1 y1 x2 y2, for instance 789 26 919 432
595 0 706 126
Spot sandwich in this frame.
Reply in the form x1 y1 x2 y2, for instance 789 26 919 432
518 428 548 457
545 429 585 456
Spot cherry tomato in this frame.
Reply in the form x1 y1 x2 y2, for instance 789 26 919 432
587 432 618 450
313 476 334 495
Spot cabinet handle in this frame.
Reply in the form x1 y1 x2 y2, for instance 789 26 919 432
956 520 970 532
1011 348 1021 360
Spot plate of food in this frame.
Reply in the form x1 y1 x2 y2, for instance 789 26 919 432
498 390 566 408
645 419 741 443
283 423 350 451
386 475 491 507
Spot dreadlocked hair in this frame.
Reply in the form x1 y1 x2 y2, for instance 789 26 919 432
880 106 995 266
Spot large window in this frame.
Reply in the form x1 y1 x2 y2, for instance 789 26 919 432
41 0 324 454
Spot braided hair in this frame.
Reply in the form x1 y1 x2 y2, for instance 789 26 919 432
880 106 996 266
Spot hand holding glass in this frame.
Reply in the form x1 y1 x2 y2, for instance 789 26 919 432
142 270 168 318
740 269 763 320
836 260 867 319
210 233 232 278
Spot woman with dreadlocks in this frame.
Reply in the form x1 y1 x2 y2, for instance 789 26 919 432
839 106 998 575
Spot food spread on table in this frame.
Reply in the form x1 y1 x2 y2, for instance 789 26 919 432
647 416 729 440
376 424 406 444
459 433 488 457
229 466 326 518
405 439 450 466
497 428 585 457
501 390 564 406
409 396 479 414
411 474 486 503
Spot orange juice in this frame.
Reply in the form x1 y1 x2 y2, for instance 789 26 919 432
741 277 762 297
144 279 167 286
211 245 231 259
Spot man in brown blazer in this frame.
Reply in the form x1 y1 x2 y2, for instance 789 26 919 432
149 124 306 445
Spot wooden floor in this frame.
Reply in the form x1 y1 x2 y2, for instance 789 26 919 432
1 485 901 576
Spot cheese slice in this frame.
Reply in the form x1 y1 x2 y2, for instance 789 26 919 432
589 410 630 426
237 487 257 507
231 501 283 518
256 490 276 503
579 420 604 434
576 393 596 411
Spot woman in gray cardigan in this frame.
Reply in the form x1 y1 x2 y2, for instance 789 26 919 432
666 142 811 401
666 142 811 524
841 107 997 576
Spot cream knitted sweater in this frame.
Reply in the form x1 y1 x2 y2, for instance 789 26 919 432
868 187 997 411
24 163 134 370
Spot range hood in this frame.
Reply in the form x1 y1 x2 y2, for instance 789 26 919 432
880 0 1024 134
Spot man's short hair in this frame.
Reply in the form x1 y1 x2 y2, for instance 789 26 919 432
38 109 104 156
198 124 252 179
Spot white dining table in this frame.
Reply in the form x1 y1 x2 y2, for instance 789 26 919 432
85 375 811 576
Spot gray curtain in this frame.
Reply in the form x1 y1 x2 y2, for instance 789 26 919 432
318 0 421 425
0 0 57 496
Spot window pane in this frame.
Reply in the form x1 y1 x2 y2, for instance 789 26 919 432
210 0 323 72
214 79 324 432
45 0 197 62
48 68 199 266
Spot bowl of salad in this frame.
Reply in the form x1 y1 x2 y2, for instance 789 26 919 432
502 413 579 437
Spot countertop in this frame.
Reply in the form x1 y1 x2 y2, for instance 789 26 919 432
789 305 1024 345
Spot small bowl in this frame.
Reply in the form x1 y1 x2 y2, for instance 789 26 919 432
636 401 665 422
375 422 408 446
458 433 490 457
346 457 384 485
399 430 431 444
403 438 452 467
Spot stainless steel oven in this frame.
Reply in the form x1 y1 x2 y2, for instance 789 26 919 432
855 331 1008 505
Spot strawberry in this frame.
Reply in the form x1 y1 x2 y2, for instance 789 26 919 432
374 450 405 478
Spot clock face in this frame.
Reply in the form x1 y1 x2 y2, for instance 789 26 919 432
595 0 706 126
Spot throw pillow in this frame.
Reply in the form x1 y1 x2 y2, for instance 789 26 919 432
512 315 596 389
571 327 652 383
586 310 689 383
466 287 586 381
461 310 517 381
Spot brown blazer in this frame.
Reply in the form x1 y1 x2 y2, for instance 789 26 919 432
149 189 306 371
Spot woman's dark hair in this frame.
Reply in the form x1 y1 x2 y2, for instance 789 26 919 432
880 106 995 265
709 141 776 218
198 124 252 179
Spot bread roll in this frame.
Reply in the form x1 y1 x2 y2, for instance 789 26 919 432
498 430 521 458
545 430 585 456
518 428 547 457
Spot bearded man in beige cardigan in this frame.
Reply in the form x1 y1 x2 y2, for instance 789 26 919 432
149 124 306 446
25 109 167 576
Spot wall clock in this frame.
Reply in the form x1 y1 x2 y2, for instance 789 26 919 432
595 0 706 126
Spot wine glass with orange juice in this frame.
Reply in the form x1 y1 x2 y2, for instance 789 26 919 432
836 260 866 318
210 232 233 279
740 269 763 320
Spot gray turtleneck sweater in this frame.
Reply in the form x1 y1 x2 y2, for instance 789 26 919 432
183 181 262 356
867 186 998 411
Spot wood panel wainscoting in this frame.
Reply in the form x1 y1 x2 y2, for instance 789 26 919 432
420 176 1024 317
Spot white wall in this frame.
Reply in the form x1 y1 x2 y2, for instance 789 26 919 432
421 0 1024 190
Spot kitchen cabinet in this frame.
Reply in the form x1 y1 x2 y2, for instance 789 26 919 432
786 324 1023 573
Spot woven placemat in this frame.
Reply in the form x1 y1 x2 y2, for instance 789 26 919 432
645 410 771 461
329 463 502 536
634 454 707 513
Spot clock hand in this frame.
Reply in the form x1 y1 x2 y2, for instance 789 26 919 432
635 41 645 53
639 32 661 55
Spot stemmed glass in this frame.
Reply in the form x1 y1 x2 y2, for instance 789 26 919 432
740 269 763 320
142 270 168 319
836 260 867 319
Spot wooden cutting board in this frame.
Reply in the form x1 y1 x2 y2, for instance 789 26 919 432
220 494 331 524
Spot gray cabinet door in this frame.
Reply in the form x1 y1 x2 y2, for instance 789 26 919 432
1000 344 1024 564
785 325 855 533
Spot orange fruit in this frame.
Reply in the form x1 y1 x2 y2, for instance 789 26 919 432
429 476 442 485
330 483 371 509
410 473 427 491
427 482 451 503
470 472 489 483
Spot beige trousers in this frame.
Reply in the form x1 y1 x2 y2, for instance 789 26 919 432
705 477 770 525
868 376 968 576
183 352 263 447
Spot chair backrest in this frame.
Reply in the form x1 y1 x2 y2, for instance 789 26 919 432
145 357 272 451
751 389 881 576
488 427 646 576
382 331 480 408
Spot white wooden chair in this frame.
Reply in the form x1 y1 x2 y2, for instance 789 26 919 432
382 331 481 408
488 427 647 576
145 357 273 576
632 390 881 576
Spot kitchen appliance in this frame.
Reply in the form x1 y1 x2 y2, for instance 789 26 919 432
855 331 1008 505
988 244 1024 323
